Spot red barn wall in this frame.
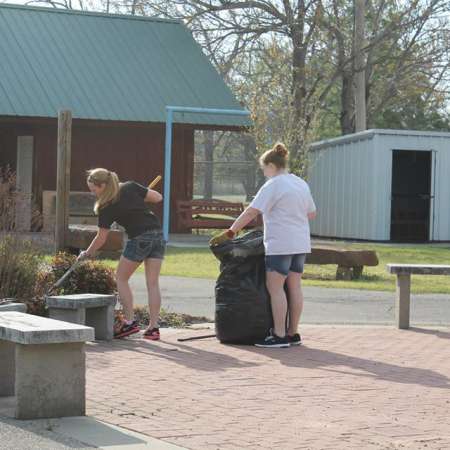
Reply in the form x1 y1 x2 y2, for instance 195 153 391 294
0 118 194 232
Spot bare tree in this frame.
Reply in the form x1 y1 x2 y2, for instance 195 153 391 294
143 0 328 171
322 0 450 134
26 0 87 10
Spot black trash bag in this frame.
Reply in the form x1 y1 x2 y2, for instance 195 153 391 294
212 230 273 344
211 229 266 262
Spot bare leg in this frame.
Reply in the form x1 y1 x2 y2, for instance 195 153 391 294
144 258 163 329
286 272 304 336
266 271 288 338
116 256 141 321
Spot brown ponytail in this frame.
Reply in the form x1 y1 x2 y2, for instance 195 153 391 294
259 142 289 169
86 168 120 214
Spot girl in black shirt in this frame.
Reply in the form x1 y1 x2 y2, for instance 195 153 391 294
79 168 165 340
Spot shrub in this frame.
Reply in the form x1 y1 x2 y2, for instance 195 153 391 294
0 236 43 313
41 252 117 296
30 252 117 316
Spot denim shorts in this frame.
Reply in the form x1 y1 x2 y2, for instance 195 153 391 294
265 254 307 276
123 230 166 263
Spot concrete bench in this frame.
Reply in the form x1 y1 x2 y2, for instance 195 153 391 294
0 301 27 313
387 264 450 329
0 312 94 419
46 294 117 341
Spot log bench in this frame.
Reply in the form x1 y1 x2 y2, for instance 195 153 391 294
387 264 450 329
177 199 260 230
0 312 94 419
307 247 379 280
46 294 117 341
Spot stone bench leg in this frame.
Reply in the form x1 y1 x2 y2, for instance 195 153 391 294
49 308 86 325
86 305 114 341
0 340 15 397
395 274 411 329
15 342 85 419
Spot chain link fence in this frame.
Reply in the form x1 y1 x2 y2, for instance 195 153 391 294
193 130 263 204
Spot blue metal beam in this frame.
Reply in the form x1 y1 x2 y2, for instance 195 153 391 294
163 107 174 242
163 106 251 241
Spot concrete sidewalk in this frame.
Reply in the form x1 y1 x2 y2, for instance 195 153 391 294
0 415 95 450
87 326 450 450
130 274 450 326
0 414 186 450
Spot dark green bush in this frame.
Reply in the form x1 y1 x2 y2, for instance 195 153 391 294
43 252 117 296
32 252 117 316
0 237 42 309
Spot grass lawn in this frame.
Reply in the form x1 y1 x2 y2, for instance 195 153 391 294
100 243 450 294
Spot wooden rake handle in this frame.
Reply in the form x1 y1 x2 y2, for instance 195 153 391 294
148 175 162 189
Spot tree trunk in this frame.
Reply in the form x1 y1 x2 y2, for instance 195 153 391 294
240 134 258 202
354 0 366 132
291 37 308 171
203 130 214 200
341 70 355 134
131 0 137 15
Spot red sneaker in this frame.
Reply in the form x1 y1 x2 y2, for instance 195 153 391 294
143 327 160 341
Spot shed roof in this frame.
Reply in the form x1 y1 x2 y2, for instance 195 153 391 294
310 129 450 150
0 4 250 127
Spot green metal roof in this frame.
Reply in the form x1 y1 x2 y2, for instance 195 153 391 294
0 4 250 127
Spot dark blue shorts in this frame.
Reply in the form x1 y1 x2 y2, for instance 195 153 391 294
123 230 166 263
265 254 307 276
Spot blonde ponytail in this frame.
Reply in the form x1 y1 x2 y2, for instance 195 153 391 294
259 142 289 169
86 168 120 214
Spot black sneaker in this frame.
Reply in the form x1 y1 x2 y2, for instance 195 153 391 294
288 333 302 346
255 333 290 348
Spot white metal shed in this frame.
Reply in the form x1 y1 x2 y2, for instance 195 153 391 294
308 129 450 242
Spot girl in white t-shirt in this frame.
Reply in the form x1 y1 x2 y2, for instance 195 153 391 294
211 143 317 348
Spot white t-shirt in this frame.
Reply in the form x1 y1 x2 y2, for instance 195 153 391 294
250 173 316 255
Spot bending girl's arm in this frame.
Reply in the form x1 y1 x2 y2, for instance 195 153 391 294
80 228 110 258
230 207 260 234
145 189 163 203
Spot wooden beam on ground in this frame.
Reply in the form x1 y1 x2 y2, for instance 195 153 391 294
55 110 72 252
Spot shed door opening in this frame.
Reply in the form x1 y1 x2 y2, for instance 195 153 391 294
390 150 432 242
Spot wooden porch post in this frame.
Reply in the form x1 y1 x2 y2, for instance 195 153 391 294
55 110 72 252
15 136 34 231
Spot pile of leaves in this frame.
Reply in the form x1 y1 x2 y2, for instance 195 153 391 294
134 305 211 329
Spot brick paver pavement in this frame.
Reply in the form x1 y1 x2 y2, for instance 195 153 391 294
86 326 450 450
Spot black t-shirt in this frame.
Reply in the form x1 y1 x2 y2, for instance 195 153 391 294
98 181 161 238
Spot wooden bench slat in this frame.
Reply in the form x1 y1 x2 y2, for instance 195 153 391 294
177 199 259 230
308 247 379 267
387 264 450 275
